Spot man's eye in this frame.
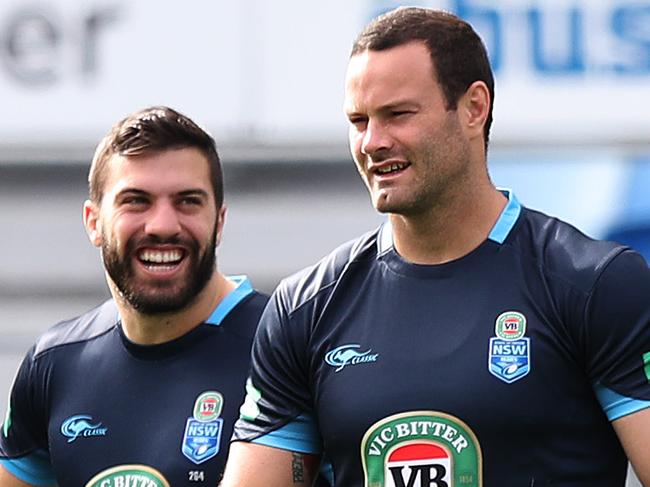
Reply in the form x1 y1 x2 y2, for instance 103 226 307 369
179 197 202 206
123 197 148 206
348 117 368 128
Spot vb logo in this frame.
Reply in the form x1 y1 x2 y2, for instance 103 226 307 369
361 411 482 486
386 443 450 487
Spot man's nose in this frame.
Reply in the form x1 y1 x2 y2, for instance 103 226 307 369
144 200 182 238
361 119 393 156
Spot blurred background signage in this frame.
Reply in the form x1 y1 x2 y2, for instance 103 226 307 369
0 0 648 162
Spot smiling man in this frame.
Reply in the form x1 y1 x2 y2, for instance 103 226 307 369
221 7 650 487
0 106 268 486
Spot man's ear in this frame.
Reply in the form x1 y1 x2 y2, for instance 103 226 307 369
215 205 227 247
460 80 490 140
83 200 103 247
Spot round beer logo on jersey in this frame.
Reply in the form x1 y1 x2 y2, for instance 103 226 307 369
361 411 483 487
489 311 531 384
85 464 170 487
495 311 526 340
193 391 223 422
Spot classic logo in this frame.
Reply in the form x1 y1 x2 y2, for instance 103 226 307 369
60 415 107 443
488 311 530 384
85 464 170 487
361 411 482 487
325 344 379 372
181 391 224 464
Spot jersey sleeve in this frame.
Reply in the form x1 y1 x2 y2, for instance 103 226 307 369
0 347 56 485
232 283 323 454
583 250 650 419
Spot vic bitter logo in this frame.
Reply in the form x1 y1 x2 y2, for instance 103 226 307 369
324 344 378 372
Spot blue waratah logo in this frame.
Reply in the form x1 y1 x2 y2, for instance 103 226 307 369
60 415 107 443
325 344 379 372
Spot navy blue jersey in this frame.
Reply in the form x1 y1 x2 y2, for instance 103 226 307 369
1 276 267 487
233 193 650 486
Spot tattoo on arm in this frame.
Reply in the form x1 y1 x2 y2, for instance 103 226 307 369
291 452 305 484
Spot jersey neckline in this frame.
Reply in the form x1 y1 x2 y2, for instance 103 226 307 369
376 190 521 278
118 275 254 359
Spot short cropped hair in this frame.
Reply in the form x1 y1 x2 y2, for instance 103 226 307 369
89 106 223 206
352 7 494 149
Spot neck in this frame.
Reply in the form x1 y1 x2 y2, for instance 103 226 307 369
390 185 507 265
113 272 237 345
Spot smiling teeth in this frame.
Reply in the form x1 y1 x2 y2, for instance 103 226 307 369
139 250 182 264
377 163 408 174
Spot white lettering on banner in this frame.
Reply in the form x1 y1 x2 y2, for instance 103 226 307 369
0 4 121 86
368 420 470 456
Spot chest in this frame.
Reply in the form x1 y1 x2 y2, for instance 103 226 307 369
44 334 251 486
308 268 608 483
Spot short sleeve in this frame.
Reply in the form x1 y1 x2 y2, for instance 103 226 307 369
0 348 55 484
584 250 650 412
233 284 322 453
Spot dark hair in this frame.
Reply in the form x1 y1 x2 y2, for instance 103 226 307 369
351 7 494 149
89 106 223 206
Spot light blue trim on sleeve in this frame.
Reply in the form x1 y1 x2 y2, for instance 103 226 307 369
250 414 322 454
0 450 56 486
594 383 650 421
488 189 521 244
205 275 254 326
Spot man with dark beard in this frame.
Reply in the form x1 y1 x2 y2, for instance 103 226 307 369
0 106 268 486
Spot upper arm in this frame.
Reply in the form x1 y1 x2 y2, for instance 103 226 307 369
0 464 48 487
612 407 650 486
220 442 320 487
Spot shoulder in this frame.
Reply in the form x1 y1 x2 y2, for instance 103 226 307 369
220 290 270 340
274 228 380 314
241 290 270 314
33 299 118 357
510 207 631 293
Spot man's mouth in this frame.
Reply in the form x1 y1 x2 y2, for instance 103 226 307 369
375 162 410 175
137 249 185 270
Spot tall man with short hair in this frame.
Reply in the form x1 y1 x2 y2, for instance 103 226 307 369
221 7 650 486
0 106 268 486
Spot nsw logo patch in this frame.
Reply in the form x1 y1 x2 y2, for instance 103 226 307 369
488 311 530 384
181 391 224 465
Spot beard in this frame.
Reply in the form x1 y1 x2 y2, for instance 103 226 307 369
102 230 216 315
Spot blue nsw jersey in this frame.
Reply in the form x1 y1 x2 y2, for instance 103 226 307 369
1 276 267 487
233 194 650 486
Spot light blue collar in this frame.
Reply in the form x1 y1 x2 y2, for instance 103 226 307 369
205 275 254 326
377 189 521 252
487 189 521 244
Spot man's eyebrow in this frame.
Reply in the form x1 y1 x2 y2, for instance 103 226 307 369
381 100 419 110
115 188 150 198
177 189 210 198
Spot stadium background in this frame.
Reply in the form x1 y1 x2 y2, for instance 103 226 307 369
0 1 648 485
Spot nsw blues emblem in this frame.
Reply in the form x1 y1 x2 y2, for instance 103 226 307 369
181 391 224 464
488 311 530 384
